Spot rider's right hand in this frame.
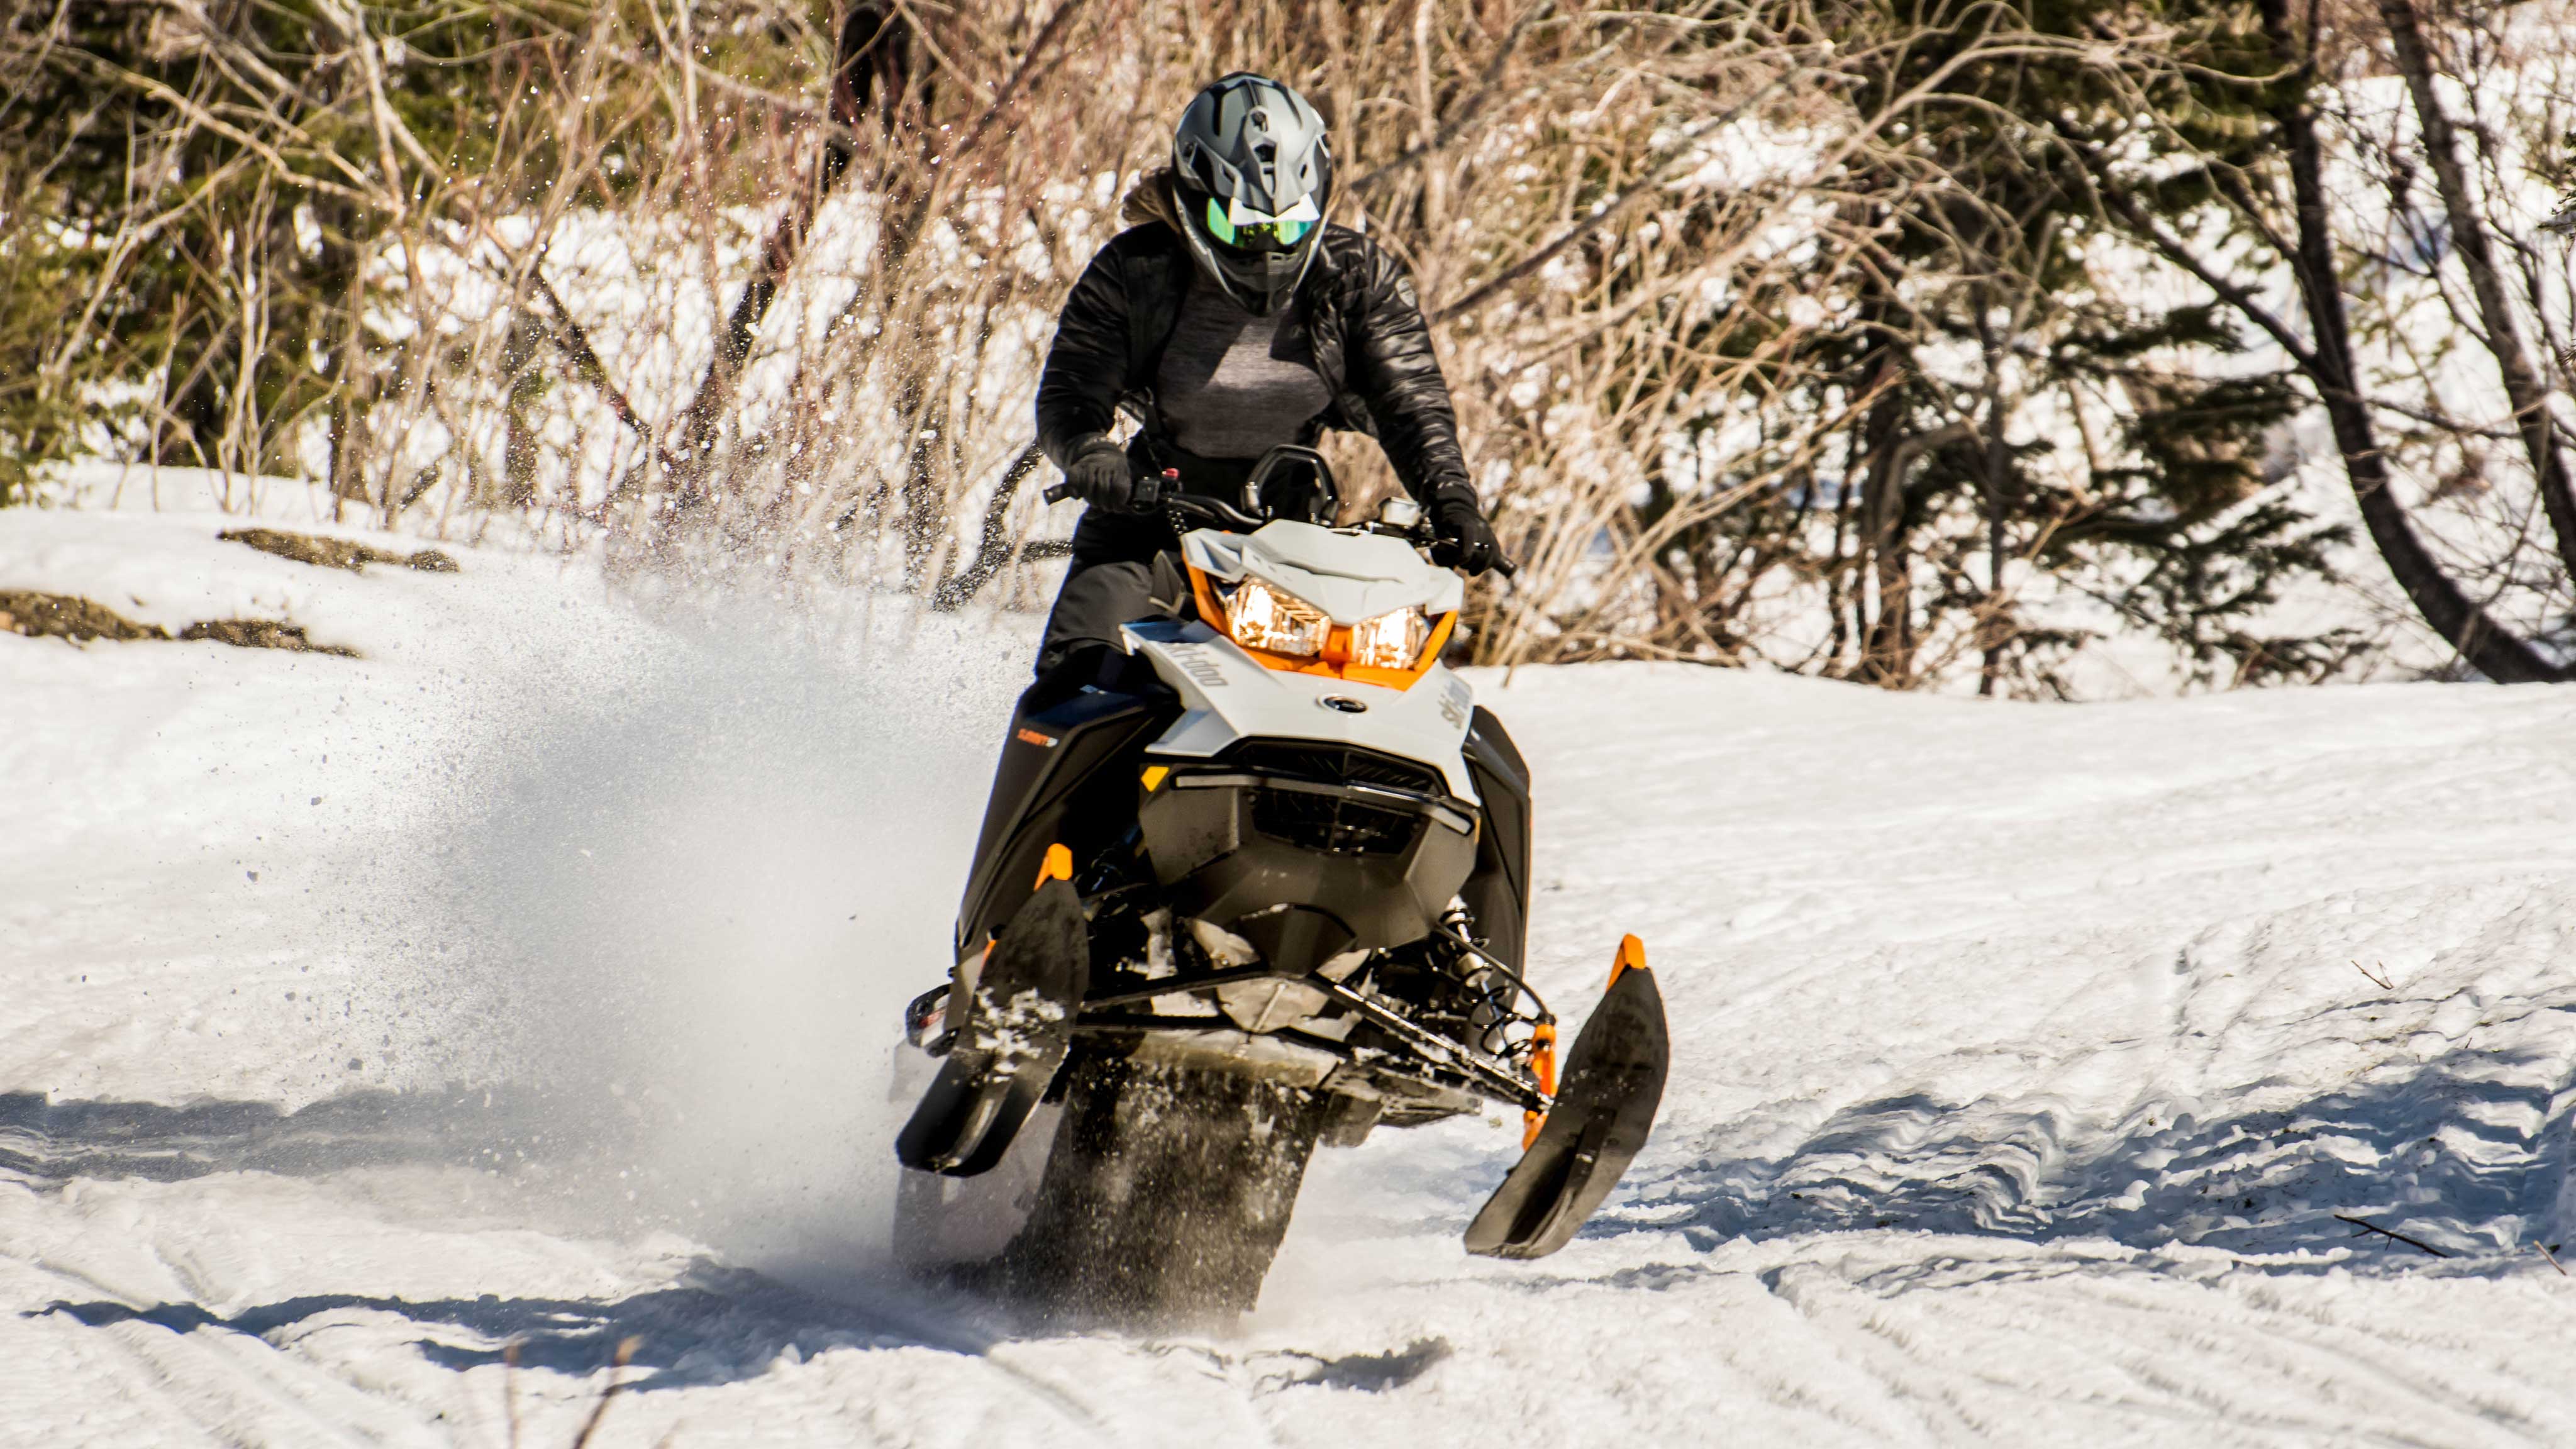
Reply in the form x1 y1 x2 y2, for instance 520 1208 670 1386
1066 436 1164 514
1428 487 1502 576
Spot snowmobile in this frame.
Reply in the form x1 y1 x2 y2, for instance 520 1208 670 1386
890 447 1668 1318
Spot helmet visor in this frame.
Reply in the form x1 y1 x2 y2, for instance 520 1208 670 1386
1202 194 1320 253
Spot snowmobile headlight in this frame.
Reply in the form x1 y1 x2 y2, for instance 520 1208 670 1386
1224 577 1330 657
1348 605 1431 670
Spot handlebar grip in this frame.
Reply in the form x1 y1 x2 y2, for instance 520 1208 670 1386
1491 556 1519 580
1043 481 1074 505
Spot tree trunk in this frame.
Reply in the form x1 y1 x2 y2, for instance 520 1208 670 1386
325 192 372 519
1856 357 1913 686
2260 0 2562 682
662 3 916 511
1974 289 2013 697
2377 0 2576 581
498 311 545 508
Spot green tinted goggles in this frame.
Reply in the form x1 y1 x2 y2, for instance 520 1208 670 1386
1204 196 1320 251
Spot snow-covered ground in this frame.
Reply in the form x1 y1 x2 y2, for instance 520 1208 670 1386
5 502 2575 1446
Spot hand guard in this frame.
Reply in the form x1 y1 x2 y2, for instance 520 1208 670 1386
1428 490 1501 577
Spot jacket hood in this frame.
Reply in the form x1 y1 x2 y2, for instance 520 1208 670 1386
1121 167 1182 231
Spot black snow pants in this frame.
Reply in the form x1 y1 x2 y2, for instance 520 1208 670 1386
1034 507 1185 676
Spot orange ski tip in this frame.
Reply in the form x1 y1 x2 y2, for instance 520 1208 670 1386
1035 843 1073 890
1608 934 1648 987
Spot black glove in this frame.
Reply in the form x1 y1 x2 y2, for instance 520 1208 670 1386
1428 489 1501 576
1064 436 1164 514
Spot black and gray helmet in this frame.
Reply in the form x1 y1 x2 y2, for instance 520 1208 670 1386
1170 72 1332 316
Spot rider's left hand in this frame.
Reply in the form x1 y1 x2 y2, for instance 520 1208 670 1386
1428 491 1501 576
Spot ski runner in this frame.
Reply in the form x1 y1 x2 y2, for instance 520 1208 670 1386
1029 70 1501 675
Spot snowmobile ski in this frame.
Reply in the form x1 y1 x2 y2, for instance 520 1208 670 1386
1463 936 1668 1260
896 874 1089 1177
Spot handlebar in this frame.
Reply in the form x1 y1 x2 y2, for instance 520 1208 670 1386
1161 490 1268 533
1042 475 1518 579
1040 479 1261 531
1358 515 1521 579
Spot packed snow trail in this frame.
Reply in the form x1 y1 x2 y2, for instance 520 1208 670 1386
4 501 2575 1446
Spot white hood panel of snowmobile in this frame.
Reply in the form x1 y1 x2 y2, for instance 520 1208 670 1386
1121 618 1481 802
1182 521 1465 625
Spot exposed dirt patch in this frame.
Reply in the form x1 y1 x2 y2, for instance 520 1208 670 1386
0 591 170 642
0 590 357 657
177 619 361 657
219 527 457 574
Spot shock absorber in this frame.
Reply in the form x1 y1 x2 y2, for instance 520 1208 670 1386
1440 903 1551 1063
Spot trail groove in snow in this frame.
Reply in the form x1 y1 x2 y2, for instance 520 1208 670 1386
5 507 2575 1445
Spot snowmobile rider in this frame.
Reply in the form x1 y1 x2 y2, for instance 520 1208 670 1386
1030 70 1500 675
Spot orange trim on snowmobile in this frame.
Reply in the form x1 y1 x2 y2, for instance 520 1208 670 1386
1609 934 1648 988
1189 560 1228 634
1522 1021 1558 1149
1035 843 1073 890
1521 938 1648 1151
1185 562 1458 691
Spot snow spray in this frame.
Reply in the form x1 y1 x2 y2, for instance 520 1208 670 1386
409 598 1026 1272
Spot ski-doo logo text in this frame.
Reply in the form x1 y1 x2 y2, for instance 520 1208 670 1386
1439 678 1471 728
1166 645 1228 690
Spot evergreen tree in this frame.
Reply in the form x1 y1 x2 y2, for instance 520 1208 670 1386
1627 0 2357 693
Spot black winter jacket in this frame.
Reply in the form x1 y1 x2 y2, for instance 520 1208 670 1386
1033 215 1474 508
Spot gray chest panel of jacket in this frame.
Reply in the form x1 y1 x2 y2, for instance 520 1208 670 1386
1153 284 1331 460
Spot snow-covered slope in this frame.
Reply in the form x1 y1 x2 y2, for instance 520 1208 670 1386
4 505 2573 1446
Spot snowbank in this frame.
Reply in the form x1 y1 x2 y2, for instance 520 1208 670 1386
33 462 348 521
